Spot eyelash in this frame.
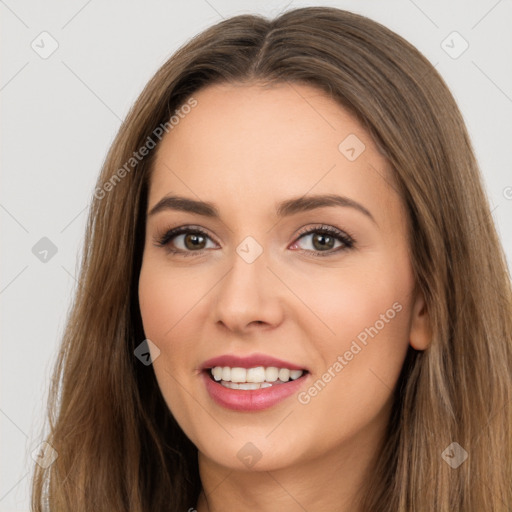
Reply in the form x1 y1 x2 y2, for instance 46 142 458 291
153 224 356 258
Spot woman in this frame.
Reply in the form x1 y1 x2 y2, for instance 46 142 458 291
31 6 512 511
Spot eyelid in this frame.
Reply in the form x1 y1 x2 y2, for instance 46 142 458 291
294 224 354 242
153 224 217 248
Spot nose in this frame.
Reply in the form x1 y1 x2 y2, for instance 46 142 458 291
211 247 285 334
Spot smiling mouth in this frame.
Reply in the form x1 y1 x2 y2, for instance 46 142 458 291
206 365 308 390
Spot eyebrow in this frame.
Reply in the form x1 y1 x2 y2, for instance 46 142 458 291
148 193 376 224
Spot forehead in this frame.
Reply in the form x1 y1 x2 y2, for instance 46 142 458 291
148 82 399 223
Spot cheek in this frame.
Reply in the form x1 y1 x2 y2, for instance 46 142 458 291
313 278 409 349
138 261 205 427
292 253 411 347
294 258 413 431
138 261 206 345
137 261 202 398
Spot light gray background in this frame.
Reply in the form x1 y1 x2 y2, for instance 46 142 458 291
1 0 511 510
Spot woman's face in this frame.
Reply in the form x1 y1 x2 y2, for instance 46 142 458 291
138 82 429 474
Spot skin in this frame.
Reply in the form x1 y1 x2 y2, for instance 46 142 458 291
138 82 430 512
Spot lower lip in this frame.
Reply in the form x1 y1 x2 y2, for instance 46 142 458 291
202 371 308 411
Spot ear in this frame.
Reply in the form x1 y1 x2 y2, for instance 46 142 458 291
409 289 431 351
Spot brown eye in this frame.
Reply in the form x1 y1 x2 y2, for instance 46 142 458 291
182 232 207 250
291 225 355 256
311 232 337 251
154 226 216 256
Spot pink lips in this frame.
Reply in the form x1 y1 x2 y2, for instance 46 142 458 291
200 353 309 412
201 353 307 372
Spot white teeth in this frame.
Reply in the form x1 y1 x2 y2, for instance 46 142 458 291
211 367 223 381
223 381 239 389
209 365 305 386
265 367 279 382
289 370 303 380
278 368 290 382
238 382 262 390
220 381 276 390
230 367 247 383
246 367 266 383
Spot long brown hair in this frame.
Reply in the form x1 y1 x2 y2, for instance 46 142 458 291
31 7 512 511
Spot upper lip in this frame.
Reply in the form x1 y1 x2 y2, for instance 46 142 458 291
201 353 308 372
